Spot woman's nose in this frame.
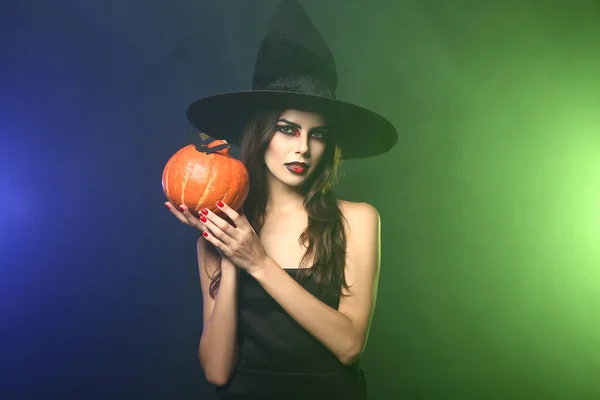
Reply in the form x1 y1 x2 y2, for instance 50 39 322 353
295 134 310 155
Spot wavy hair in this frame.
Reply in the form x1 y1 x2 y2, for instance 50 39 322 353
208 109 350 299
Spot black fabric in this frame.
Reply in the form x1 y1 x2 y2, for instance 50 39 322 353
215 268 369 400
252 0 337 94
186 89 398 160
264 74 334 99
185 0 399 160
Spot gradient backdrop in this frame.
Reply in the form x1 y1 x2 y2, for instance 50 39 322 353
1 0 599 399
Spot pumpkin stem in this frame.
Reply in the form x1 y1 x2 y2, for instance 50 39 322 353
191 132 231 156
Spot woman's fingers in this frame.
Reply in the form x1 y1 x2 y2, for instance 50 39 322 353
165 202 191 225
176 204 231 246
198 208 236 246
178 204 203 228
180 206 232 253
215 201 242 225
198 229 228 255
165 202 238 255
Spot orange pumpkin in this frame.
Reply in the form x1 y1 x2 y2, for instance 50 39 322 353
162 135 249 216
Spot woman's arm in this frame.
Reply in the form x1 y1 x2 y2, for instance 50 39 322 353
249 202 381 365
197 238 239 386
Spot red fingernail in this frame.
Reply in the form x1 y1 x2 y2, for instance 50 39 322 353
202 231 209 237
179 206 184 212
200 215 207 223
164 204 170 209
201 208 209 215
217 201 224 208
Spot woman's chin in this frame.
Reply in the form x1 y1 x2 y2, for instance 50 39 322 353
278 175 309 189
285 178 306 187
268 168 313 188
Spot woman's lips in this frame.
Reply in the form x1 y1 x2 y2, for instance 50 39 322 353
285 164 307 174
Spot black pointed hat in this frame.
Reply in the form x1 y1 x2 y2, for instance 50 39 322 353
186 0 397 159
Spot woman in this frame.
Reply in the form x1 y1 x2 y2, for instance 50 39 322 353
165 1 398 398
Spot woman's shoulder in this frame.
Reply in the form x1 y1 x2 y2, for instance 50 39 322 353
336 199 380 226
336 199 381 255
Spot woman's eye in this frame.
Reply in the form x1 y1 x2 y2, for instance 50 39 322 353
277 125 295 135
276 125 327 139
311 130 327 140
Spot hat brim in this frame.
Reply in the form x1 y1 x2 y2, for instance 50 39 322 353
186 90 398 159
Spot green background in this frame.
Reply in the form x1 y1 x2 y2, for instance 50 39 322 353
1 0 598 398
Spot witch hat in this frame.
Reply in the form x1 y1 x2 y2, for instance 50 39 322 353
186 0 397 159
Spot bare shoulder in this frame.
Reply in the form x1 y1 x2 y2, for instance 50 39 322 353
336 199 380 327
337 199 380 235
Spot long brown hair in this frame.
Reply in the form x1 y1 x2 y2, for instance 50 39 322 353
208 109 350 299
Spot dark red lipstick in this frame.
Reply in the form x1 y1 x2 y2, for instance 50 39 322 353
285 162 309 174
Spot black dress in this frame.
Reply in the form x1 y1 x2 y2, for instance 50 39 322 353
215 268 369 400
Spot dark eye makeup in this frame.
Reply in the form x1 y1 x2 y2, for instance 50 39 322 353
276 124 297 135
276 122 328 140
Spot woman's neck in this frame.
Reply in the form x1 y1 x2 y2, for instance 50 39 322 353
265 176 305 214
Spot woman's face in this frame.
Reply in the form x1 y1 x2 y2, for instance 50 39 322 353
264 109 329 188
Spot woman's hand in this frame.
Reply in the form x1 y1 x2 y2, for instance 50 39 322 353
164 201 198 226
165 201 234 268
175 201 269 274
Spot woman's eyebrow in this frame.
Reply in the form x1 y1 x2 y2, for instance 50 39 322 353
278 119 328 131
277 119 301 129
